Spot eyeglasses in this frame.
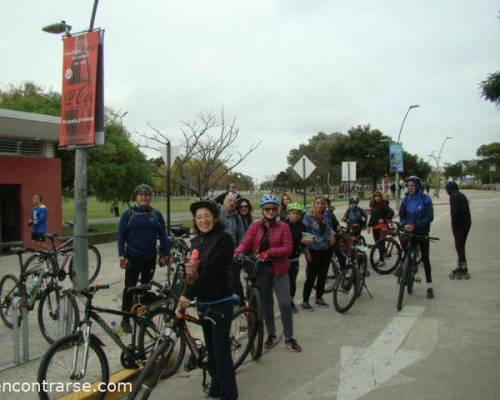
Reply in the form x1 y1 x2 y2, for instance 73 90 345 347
262 207 277 212
238 205 249 209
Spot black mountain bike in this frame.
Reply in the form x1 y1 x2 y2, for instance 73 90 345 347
397 232 439 311
37 283 166 400
0 247 79 343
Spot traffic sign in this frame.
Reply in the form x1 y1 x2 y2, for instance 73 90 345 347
293 155 316 180
342 161 356 182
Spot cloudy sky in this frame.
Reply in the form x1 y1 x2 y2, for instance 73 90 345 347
2 0 499 181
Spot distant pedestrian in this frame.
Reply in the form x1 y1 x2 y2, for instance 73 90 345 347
279 193 292 221
236 197 253 232
214 182 241 205
117 184 170 333
111 200 120 217
29 194 47 242
446 182 472 278
390 183 396 198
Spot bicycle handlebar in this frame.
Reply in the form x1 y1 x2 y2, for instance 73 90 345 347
69 284 111 297
399 231 440 241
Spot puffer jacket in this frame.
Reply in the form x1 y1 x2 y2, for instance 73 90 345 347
399 182 433 235
235 219 293 278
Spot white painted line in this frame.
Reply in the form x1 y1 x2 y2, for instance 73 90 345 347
337 306 425 400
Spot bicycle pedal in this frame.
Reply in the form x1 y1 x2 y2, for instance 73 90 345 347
414 277 422 283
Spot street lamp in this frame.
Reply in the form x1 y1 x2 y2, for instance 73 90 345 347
394 104 420 209
42 0 100 290
433 136 453 198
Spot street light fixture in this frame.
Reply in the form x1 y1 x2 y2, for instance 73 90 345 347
433 136 453 198
42 20 72 35
394 104 420 209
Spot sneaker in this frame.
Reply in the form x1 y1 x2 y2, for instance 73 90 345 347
377 261 386 267
265 334 277 349
315 298 329 307
426 288 434 299
121 319 132 334
301 302 314 311
291 302 298 314
285 338 302 353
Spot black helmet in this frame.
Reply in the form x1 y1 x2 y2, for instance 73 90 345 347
405 176 421 185
349 196 359 204
134 184 153 195
190 198 220 218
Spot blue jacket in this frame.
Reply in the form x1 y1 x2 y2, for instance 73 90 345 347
399 185 433 235
303 211 332 251
31 204 48 234
118 206 169 260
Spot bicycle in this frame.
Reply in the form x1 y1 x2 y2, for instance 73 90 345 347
332 231 372 313
368 222 402 275
397 231 439 311
37 283 167 400
0 247 79 343
129 297 258 399
24 233 101 285
164 234 190 289
239 255 265 360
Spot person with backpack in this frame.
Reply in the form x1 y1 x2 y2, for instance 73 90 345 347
445 181 472 278
117 184 169 333
235 194 302 352
342 197 368 233
367 191 395 266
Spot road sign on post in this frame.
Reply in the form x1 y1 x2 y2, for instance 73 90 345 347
293 155 316 208
342 162 356 201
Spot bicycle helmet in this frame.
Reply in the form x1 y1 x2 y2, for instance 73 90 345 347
405 175 422 185
259 194 279 208
349 196 359 204
134 184 153 195
287 202 303 213
190 197 220 217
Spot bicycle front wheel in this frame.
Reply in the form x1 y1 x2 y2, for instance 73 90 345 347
397 258 410 311
127 338 174 400
68 245 101 284
38 333 110 400
231 306 257 370
0 274 20 329
323 256 339 294
370 238 401 274
38 287 80 344
333 267 359 314
248 288 264 361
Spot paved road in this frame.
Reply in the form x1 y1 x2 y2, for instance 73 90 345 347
0 190 498 400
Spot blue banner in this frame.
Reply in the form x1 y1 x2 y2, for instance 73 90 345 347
389 143 404 172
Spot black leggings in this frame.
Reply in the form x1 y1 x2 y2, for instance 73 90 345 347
418 240 432 284
122 258 156 317
288 260 299 301
200 301 238 400
453 224 471 263
372 229 386 259
302 249 331 302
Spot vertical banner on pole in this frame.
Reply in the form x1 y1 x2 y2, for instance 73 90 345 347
60 30 105 148
389 143 404 173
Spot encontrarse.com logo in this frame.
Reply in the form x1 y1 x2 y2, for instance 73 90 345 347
0 381 132 393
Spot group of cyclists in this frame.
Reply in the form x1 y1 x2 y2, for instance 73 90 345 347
116 174 453 400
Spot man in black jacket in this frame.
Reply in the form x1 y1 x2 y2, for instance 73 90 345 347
445 181 472 278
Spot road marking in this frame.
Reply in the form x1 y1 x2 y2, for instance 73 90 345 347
433 212 449 222
337 306 425 400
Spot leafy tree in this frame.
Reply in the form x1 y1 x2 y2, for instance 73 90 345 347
476 142 500 182
88 122 152 204
0 81 60 115
403 152 432 181
480 71 500 108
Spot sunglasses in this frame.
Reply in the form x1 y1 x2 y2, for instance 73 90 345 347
262 207 277 212
238 204 249 209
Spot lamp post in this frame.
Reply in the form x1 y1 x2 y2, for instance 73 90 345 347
433 136 452 198
42 0 101 290
394 105 419 209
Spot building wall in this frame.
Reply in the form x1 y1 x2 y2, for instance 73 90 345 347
0 156 62 244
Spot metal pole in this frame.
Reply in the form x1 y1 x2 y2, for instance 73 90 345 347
302 158 306 208
434 136 452 198
348 162 351 201
166 141 171 233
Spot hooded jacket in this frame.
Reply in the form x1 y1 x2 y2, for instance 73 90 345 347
445 181 471 228
31 204 48 234
399 180 434 235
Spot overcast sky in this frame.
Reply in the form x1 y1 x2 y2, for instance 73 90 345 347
2 1 499 181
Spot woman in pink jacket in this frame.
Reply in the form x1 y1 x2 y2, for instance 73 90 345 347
235 194 302 352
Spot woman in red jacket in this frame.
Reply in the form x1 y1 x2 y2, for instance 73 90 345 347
235 194 302 352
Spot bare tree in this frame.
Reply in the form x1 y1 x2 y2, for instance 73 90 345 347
137 108 261 196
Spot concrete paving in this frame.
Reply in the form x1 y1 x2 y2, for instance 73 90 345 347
0 190 498 400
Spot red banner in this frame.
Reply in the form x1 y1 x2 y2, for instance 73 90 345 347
60 30 103 148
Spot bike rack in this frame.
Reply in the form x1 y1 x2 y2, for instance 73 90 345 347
0 292 74 372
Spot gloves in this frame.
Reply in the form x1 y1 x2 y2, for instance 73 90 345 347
257 251 269 261
119 258 128 269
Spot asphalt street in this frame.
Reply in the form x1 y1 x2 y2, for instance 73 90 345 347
0 190 498 400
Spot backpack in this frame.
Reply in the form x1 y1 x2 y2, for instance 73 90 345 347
125 208 162 230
